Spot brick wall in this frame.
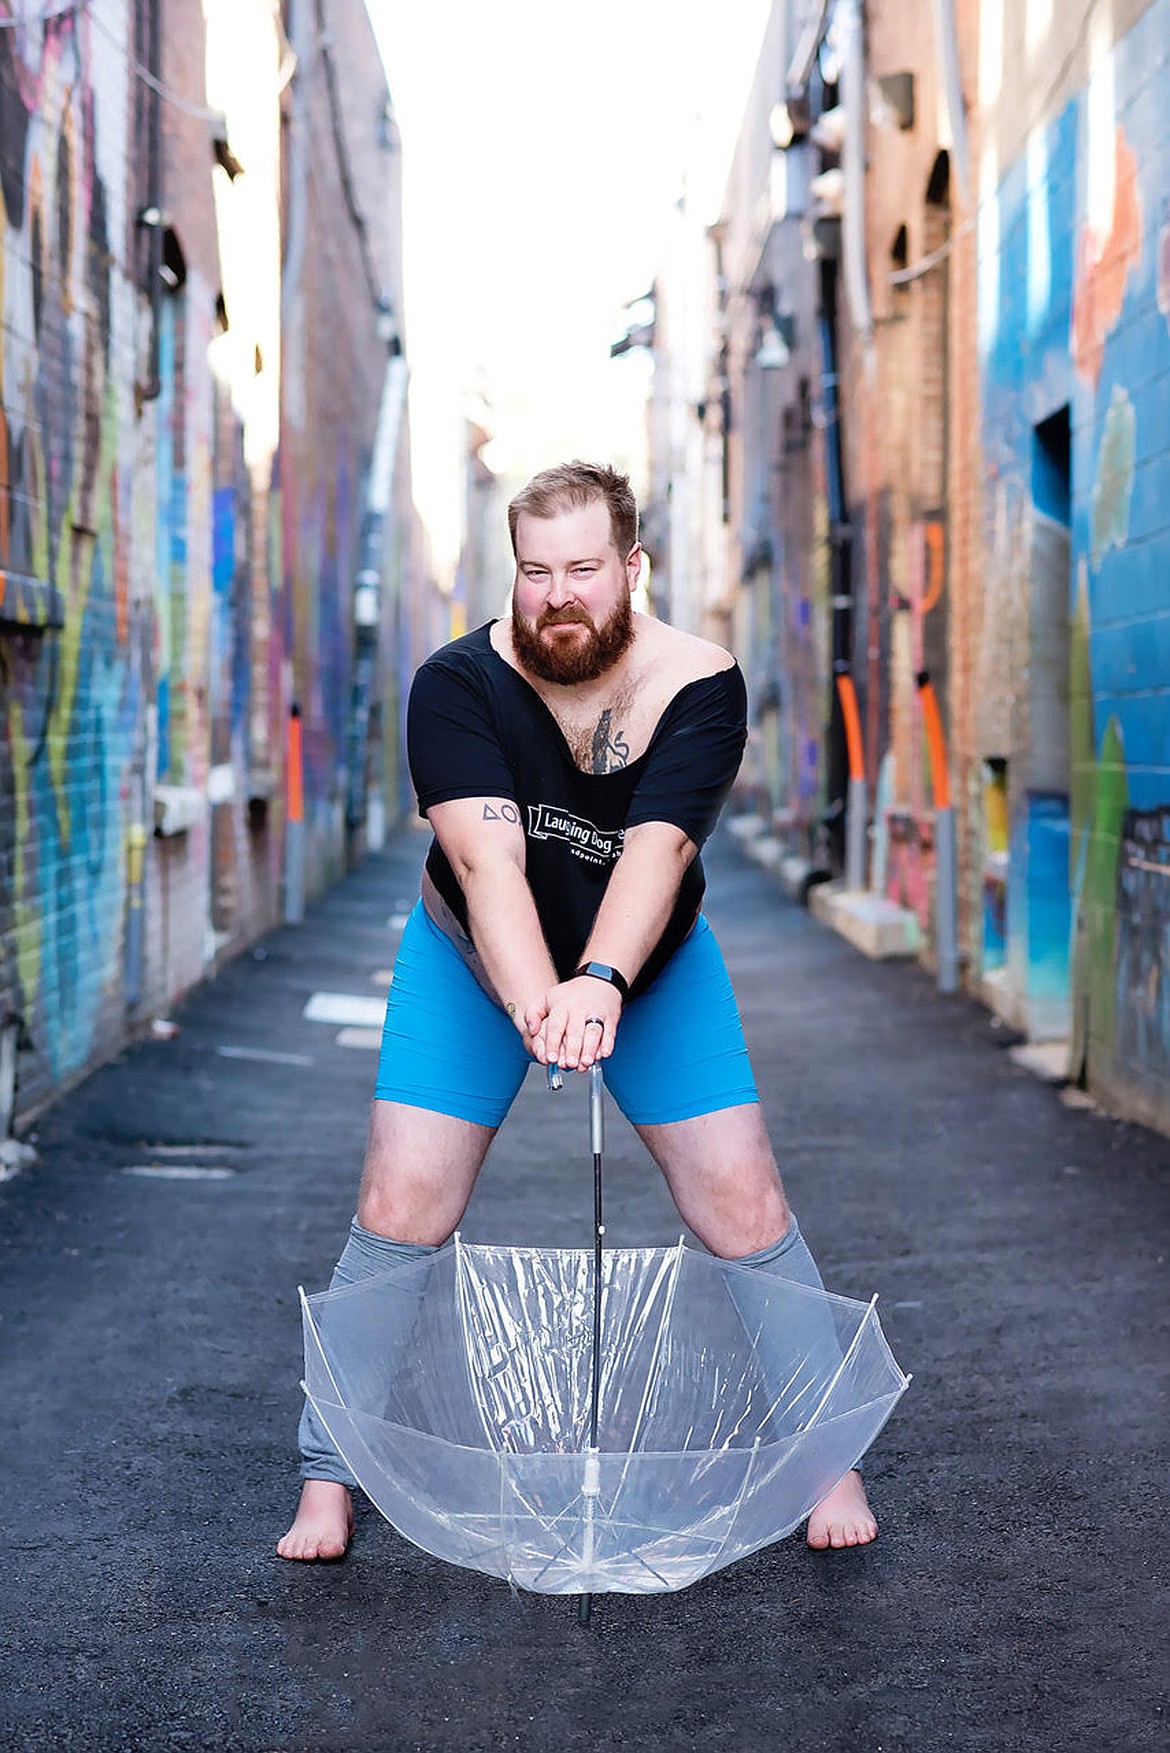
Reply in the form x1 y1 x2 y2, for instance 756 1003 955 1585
973 0 1169 1125
0 0 417 1127
277 0 408 895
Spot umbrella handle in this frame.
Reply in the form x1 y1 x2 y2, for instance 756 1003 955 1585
589 1063 604 1154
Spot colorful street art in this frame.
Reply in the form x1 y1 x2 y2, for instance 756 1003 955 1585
981 0 1170 1121
0 0 411 1122
1070 126 1143 389
0 11 137 1110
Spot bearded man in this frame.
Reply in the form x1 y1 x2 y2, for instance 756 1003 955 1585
278 461 876 1561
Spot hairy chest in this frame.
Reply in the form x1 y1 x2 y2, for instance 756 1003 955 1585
540 681 662 775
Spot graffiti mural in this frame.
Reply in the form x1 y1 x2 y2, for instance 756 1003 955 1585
980 0 1170 1120
0 10 139 1109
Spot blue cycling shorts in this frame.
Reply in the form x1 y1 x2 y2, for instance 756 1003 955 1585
373 901 759 1128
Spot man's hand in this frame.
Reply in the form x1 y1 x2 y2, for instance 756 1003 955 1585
526 975 623 1072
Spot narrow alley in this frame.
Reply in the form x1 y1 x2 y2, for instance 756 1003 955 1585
1 826 1165 1752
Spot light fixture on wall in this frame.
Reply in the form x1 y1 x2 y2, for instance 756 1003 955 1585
769 93 810 151
872 71 915 131
756 313 796 369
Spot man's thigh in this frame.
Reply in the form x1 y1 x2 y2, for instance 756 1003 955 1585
634 1103 789 1257
357 1099 497 1244
374 900 531 1125
603 915 759 1125
603 916 787 1255
361 901 532 1242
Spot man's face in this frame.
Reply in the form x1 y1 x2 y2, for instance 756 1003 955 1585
511 500 639 686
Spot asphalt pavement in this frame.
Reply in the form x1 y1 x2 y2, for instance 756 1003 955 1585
1 822 1167 1752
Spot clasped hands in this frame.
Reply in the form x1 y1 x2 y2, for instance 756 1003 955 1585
522 974 623 1072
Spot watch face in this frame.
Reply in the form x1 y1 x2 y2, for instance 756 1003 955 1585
576 960 628 997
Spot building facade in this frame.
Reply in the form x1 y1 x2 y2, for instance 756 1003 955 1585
656 0 1169 1134
0 0 423 1129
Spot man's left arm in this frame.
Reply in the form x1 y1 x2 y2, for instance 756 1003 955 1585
530 821 696 1071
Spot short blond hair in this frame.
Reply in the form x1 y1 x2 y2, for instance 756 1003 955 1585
507 461 639 559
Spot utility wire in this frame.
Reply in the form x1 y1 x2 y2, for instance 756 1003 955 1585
315 0 387 313
890 0 1111 287
0 0 80 29
83 1 226 122
18 0 293 122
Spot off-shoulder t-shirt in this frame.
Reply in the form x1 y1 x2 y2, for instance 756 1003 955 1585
407 622 747 999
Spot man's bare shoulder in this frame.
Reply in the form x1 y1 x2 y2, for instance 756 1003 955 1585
633 615 736 688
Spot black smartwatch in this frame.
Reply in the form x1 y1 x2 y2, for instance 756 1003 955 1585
573 961 630 1001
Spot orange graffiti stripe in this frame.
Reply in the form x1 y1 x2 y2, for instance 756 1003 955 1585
287 712 304 823
835 673 866 783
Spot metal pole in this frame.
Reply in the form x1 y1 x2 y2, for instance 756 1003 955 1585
578 1063 605 1625
935 805 958 992
284 704 305 924
916 673 957 993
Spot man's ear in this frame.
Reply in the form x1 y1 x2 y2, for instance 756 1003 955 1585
626 542 643 590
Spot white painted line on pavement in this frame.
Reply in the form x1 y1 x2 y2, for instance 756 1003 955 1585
139 1142 248 1156
335 1026 382 1050
303 992 387 1028
123 1164 236 1180
217 1045 315 1067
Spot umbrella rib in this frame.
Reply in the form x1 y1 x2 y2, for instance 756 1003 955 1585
798 1294 879 1431
699 1437 762 1578
525 1489 590 1588
299 1288 346 1408
454 1233 503 1455
615 1239 686 1502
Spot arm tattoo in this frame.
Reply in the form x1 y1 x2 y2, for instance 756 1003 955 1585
481 802 521 823
591 710 630 773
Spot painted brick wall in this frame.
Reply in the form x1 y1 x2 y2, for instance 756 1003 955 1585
0 0 416 1127
277 0 407 898
0 2 152 1117
836 0 960 936
975 0 1169 1125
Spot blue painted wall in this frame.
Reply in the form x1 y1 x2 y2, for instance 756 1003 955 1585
980 0 1170 1121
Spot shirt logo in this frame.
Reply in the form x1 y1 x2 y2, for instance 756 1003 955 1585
527 804 624 867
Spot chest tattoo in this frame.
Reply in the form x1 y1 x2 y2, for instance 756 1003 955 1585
591 709 630 773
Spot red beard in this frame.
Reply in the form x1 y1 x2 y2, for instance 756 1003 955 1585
511 594 634 685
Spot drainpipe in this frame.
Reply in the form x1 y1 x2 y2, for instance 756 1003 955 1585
918 670 958 990
137 0 164 404
929 0 971 203
281 0 312 336
284 704 305 923
839 0 872 347
818 273 852 874
836 669 868 889
124 821 148 1007
346 353 408 845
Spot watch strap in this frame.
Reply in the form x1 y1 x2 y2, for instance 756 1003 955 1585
573 960 630 1001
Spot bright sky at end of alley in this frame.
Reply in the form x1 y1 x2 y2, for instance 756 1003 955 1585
369 1 771 580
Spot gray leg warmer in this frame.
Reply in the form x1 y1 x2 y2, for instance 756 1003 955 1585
726 1216 856 1459
298 1218 437 1484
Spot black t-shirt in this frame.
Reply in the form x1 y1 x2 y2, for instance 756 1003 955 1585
407 622 747 998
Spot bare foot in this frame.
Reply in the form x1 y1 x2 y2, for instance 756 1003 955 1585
806 1470 877 1550
276 1479 354 1561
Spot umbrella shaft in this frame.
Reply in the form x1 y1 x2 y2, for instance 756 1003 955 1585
588 1148 603 1448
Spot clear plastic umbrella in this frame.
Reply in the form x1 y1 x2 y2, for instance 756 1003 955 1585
299 1069 909 1599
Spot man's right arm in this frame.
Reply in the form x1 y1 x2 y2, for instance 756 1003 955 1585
426 797 560 1053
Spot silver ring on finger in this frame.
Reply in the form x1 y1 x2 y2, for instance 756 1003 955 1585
584 1016 605 1028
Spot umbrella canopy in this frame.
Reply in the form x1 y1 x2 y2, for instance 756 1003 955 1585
300 1236 909 1595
